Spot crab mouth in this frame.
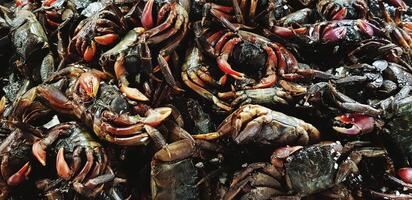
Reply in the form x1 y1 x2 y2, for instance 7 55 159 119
332 113 375 135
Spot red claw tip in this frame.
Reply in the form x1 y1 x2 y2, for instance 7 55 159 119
322 26 347 43
32 141 47 166
333 113 375 135
141 0 155 29
399 168 412 184
7 162 31 186
331 7 347 20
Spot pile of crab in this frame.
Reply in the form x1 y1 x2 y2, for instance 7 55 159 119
0 0 412 199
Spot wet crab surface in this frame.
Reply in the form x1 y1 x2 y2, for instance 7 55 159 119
1 0 412 199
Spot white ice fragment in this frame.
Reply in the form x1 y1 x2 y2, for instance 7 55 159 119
195 162 204 168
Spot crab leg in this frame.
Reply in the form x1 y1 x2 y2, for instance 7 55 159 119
214 32 236 53
154 139 195 162
156 15 188 92
239 0 247 22
217 38 245 79
99 122 144 136
145 7 177 38
328 83 382 116
157 3 172 24
114 54 149 101
148 11 184 45
182 71 232 111
32 123 72 166
250 46 277 88
70 147 82 177
73 148 94 182
102 133 150 146
73 172 115 196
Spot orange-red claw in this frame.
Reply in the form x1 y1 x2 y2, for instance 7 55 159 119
42 0 56 7
94 34 119 46
32 141 47 166
141 0 155 29
144 107 172 126
83 41 96 62
79 72 100 98
399 167 412 184
120 86 150 101
333 113 375 135
7 162 31 186
56 147 72 180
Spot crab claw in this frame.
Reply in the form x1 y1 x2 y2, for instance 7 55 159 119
398 168 412 184
56 147 72 180
271 146 303 168
144 107 172 127
356 20 375 37
7 162 31 186
141 0 155 29
15 0 30 7
322 26 347 43
83 41 96 62
79 72 100 98
120 86 149 101
331 7 347 20
333 113 375 135
42 0 56 7
94 34 119 46
32 141 47 166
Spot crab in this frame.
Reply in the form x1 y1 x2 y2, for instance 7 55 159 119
193 104 320 147
8 8 55 83
68 4 126 62
316 0 369 20
99 0 190 98
13 65 172 146
32 122 116 198
183 23 332 111
223 141 395 199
